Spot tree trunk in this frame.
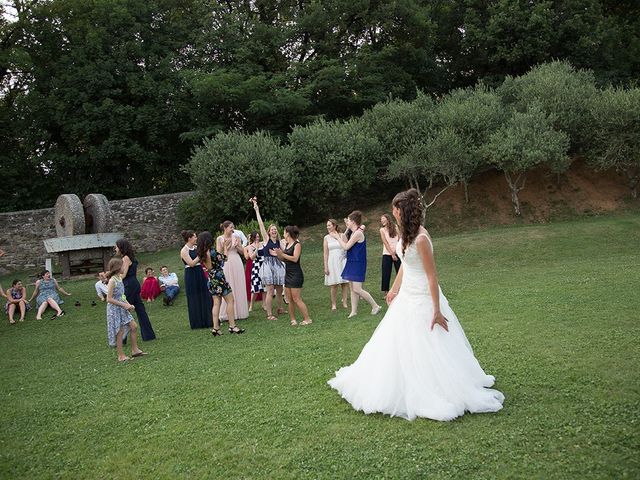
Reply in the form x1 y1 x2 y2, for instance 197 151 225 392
627 168 638 199
504 171 524 216
463 181 470 204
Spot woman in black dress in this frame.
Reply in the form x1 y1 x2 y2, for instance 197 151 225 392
180 230 213 329
270 226 312 326
115 239 156 341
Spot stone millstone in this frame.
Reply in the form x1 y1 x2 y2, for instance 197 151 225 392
83 193 112 234
54 194 85 237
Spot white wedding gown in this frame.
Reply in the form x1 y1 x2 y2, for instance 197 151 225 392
328 233 504 421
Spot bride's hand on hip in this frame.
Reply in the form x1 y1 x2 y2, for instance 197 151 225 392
430 311 449 332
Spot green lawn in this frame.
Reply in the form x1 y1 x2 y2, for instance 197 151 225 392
1 213 639 479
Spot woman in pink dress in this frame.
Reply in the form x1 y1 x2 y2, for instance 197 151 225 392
217 221 249 321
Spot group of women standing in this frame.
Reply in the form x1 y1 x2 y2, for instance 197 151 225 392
323 211 402 317
180 229 247 335
174 202 405 332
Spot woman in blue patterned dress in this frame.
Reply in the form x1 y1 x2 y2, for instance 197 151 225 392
29 270 71 320
198 231 246 337
105 257 148 362
330 210 381 318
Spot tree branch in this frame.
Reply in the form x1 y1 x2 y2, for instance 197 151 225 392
425 184 451 208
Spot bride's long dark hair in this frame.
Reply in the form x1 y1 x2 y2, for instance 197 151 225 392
392 189 423 255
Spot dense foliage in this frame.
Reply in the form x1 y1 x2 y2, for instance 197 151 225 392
184 60 639 222
2 0 639 211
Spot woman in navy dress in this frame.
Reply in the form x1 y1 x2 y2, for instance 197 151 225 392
115 239 156 341
330 210 381 318
180 230 213 329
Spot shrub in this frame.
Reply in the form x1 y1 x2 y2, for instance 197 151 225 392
586 87 640 197
288 118 381 217
483 103 570 215
183 130 295 226
497 61 597 155
433 85 506 201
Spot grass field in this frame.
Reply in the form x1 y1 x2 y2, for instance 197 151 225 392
0 213 638 479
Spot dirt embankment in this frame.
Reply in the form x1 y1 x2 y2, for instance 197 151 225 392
365 161 638 234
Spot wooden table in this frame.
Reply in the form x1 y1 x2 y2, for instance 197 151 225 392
43 233 123 278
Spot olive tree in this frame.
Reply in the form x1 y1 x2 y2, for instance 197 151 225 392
586 87 640 198
483 104 570 215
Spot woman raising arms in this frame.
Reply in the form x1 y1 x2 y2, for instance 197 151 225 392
250 197 286 321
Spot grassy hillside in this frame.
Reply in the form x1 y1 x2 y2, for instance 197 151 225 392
0 213 639 478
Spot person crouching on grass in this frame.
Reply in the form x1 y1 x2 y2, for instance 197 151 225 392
106 257 148 362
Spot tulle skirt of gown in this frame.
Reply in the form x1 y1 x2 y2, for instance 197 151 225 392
328 287 504 421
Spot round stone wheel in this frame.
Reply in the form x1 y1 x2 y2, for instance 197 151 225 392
54 194 85 237
83 193 112 234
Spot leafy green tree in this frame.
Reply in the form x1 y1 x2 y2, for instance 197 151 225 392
288 117 381 217
183 130 294 225
497 61 598 156
1 0 205 208
433 85 505 202
586 87 640 198
360 92 435 172
483 104 570 215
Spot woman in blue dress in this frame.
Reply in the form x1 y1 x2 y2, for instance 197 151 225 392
330 210 381 318
180 230 213 329
29 270 71 320
115 239 156 341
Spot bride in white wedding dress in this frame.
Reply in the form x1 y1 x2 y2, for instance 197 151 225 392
328 189 504 421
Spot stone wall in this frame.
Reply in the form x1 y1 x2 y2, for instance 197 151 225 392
0 192 194 276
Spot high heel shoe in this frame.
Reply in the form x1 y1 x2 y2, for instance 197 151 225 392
211 329 223 336
228 326 246 334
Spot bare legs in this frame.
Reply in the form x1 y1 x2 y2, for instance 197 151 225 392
330 284 350 310
264 284 284 319
116 321 144 362
286 287 312 326
35 297 62 320
348 281 381 318
212 294 238 330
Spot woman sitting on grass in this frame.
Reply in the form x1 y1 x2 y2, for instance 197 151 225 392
5 279 31 324
29 270 71 320
140 267 161 302
105 257 148 362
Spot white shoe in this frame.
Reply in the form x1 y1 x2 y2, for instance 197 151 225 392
348 312 357 319
371 305 381 315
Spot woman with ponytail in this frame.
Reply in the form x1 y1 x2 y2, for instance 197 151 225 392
329 189 504 421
